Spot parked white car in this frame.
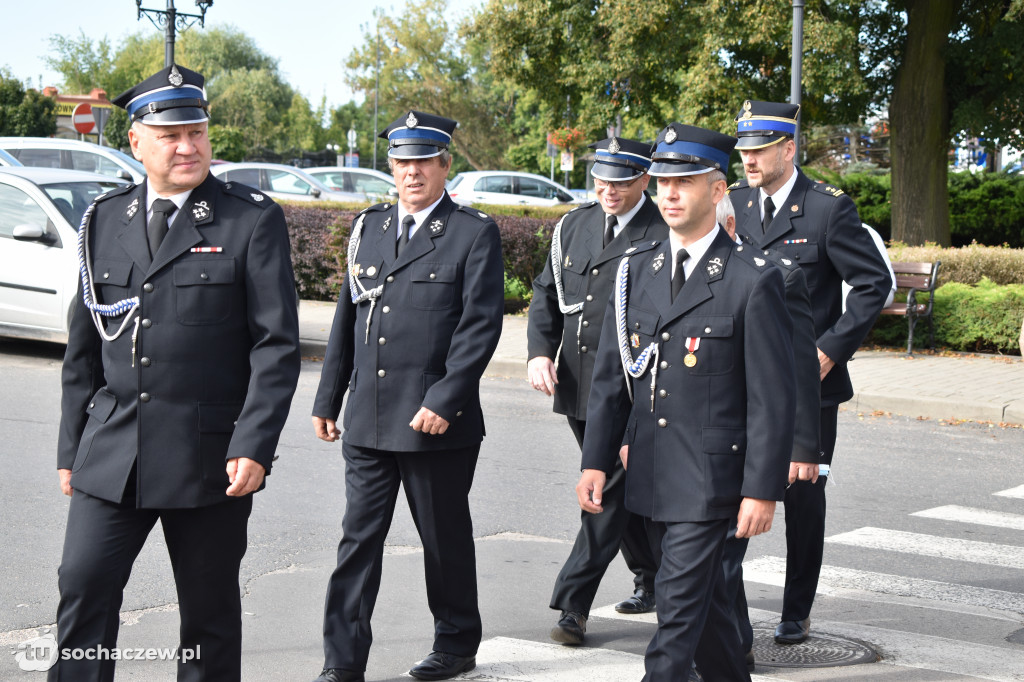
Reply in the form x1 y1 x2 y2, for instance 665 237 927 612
306 166 397 202
447 171 581 206
0 137 146 183
210 162 364 203
0 167 128 343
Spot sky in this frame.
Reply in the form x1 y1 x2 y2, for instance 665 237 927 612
4 0 481 107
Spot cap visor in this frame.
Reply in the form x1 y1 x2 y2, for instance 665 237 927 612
734 135 787 150
591 162 644 182
136 106 209 126
388 145 444 160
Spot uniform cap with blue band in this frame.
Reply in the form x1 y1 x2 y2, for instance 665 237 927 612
589 137 654 182
379 110 458 159
734 100 800 150
112 64 209 126
648 123 737 177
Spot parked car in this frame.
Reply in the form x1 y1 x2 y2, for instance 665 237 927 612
210 162 364 203
0 137 146 183
306 166 398 202
447 171 581 206
0 167 129 343
0 149 21 167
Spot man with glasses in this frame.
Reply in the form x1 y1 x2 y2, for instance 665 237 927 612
528 137 666 645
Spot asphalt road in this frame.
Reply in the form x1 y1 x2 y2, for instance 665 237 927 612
2 338 1023 681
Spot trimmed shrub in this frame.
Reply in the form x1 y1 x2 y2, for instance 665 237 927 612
885 242 1024 286
282 202 359 300
867 278 1024 354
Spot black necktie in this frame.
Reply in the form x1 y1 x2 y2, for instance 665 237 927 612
671 248 688 302
148 198 176 257
397 215 414 257
603 213 617 248
762 195 775 235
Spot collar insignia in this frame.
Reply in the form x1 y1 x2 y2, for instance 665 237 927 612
706 257 723 276
168 65 184 87
191 200 210 220
406 111 418 128
251 193 264 202
126 197 139 219
430 219 444 234
382 215 392 232
651 252 665 272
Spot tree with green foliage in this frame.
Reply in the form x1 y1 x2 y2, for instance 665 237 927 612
208 125 247 162
0 69 57 137
478 0 1024 246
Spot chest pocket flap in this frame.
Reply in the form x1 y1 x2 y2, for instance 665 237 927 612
562 252 590 275
776 241 818 265
173 258 235 286
627 308 660 336
676 316 734 338
355 258 384 282
93 258 133 286
411 262 457 283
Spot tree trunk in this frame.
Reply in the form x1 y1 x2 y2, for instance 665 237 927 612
889 0 955 246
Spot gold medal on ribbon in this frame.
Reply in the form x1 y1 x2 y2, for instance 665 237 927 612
684 353 697 367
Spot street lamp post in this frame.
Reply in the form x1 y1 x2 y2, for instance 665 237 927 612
791 0 805 161
372 8 383 172
136 0 214 68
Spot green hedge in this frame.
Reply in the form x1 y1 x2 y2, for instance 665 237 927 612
819 170 1024 247
866 278 1024 354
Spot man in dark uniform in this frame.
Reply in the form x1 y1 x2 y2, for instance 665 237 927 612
727 100 891 644
716 195 821 671
310 111 504 682
578 122 795 681
527 137 665 645
53 64 301 681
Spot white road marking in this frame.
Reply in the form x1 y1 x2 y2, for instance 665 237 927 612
994 484 1024 499
825 527 1024 570
912 504 1024 530
742 555 1024 620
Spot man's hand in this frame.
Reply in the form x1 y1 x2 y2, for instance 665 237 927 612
411 407 449 435
576 469 607 514
735 498 777 539
789 461 820 484
527 356 558 396
313 416 341 442
619 445 629 470
817 348 835 381
58 469 73 497
226 457 266 497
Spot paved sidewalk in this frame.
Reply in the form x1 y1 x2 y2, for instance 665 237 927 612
299 300 1024 425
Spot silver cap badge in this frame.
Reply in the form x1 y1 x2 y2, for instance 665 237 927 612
406 111 418 128
168 65 184 87
664 127 677 144
608 137 621 155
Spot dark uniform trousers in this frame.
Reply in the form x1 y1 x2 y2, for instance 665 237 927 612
549 417 658 616
322 442 481 671
582 231 795 681
50 491 252 682
529 198 667 616
727 169 890 627
314 193 503 672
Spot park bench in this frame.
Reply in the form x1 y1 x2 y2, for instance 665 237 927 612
879 260 941 355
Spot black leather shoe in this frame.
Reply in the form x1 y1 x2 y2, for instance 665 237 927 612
408 651 476 680
774 618 810 644
550 610 586 645
614 587 656 614
312 669 365 682
745 649 755 672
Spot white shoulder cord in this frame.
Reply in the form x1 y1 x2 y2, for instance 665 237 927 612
346 212 385 344
550 213 586 345
614 255 659 409
76 201 140 344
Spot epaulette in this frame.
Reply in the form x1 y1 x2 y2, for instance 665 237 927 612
725 178 749 195
359 201 392 216
221 181 274 208
455 205 493 222
94 183 135 203
731 242 773 272
570 200 599 212
811 182 845 198
623 240 661 257
737 242 800 273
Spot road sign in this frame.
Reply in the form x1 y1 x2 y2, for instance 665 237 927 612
560 151 574 171
72 103 96 135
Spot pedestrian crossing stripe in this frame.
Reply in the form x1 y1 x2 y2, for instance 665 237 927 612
741 555 1024 620
911 504 1024 531
825 526 1024 570
467 636 785 681
994 484 1024 499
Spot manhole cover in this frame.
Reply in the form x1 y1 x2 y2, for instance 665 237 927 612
751 628 878 668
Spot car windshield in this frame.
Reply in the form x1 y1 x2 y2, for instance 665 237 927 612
43 180 126 228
